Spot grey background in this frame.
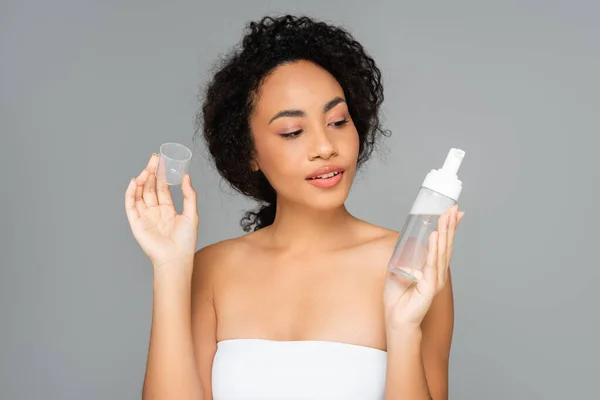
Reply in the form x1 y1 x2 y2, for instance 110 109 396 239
1 0 598 399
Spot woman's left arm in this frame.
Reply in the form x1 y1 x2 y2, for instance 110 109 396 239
383 207 462 400
422 273 454 399
384 277 454 400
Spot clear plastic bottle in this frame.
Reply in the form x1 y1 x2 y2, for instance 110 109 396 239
388 148 466 281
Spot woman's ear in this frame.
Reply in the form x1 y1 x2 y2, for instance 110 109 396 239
250 159 260 172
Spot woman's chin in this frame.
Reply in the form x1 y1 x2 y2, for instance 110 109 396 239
303 192 350 212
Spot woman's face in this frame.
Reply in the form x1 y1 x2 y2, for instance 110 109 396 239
249 60 360 211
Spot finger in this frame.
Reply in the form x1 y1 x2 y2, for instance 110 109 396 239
437 212 449 286
422 231 439 288
134 168 149 212
134 155 154 211
444 206 458 282
182 174 198 223
125 178 140 224
457 211 465 227
447 207 458 256
143 154 159 207
156 175 174 207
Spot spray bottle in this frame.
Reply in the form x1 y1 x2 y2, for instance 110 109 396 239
388 148 465 281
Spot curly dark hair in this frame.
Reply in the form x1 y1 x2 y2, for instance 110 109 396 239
196 15 389 232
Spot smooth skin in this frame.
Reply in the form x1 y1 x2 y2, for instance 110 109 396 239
126 60 464 400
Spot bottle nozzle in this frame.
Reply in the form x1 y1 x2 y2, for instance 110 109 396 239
441 148 465 176
421 147 465 201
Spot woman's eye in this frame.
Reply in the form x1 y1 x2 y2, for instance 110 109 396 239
331 119 349 127
279 130 302 139
279 120 347 139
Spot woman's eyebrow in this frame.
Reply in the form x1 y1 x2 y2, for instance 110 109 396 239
268 97 346 124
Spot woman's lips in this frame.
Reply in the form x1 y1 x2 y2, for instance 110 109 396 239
306 170 344 188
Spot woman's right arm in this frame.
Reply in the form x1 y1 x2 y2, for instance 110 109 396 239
125 153 206 399
143 246 219 400
143 260 203 400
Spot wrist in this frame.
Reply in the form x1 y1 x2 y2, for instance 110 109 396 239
386 325 423 343
152 254 194 270
386 329 423 358
153 259 194 283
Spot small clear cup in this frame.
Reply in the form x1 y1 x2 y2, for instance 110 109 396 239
155 142 192 185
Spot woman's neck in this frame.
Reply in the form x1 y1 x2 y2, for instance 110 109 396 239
263 200 360 252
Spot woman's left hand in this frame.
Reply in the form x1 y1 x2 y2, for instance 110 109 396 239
383 205 464 332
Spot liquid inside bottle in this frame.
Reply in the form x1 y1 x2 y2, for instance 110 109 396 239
388 213 442 281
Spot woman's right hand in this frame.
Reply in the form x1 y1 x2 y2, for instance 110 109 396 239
124 153 199 270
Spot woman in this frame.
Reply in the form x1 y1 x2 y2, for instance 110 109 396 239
125 15 464 400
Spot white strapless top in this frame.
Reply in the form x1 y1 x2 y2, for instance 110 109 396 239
212 339 387 400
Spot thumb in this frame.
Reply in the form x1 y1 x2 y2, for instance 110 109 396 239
182 174 198 223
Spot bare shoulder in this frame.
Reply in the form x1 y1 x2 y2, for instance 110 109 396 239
353 220 400 259
192 234 256 286
369 225 399 249
194 237 243 267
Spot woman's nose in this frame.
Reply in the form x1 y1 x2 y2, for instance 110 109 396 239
308 128 338 161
